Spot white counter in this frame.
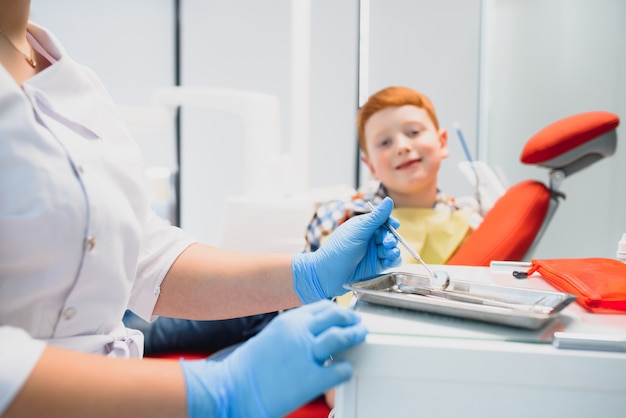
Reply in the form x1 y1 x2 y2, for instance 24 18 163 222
334 265 626 418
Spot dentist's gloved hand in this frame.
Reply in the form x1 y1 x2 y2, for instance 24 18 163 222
292 196 402 303
180 300 368 418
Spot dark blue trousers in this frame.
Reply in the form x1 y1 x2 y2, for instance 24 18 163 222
123 310 278 356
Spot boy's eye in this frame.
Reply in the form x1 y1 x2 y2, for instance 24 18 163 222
378 137 392 148
407 129 420 138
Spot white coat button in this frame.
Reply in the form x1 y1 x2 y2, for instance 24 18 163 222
83 236 96 251
77 165 85 174
62 307 76 320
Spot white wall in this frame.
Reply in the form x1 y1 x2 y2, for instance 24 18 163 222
179 0 360 243
485 0 626 258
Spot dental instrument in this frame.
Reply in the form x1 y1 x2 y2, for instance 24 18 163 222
366 201 450 290
454 122 476 170
455 122 484 213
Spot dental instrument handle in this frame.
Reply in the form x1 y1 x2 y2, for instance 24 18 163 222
366 201 435 278
390 223 437 278
454 122 476 172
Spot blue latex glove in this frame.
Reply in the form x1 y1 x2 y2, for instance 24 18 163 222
292 196 402 303
180 300 368 418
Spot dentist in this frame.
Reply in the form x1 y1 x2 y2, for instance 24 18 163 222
0 1 401 417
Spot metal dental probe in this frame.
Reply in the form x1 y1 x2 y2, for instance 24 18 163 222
366 201 450 290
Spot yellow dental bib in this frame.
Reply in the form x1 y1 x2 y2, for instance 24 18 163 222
391 206 475 264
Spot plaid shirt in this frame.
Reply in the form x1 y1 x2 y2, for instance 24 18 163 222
304 183 471 252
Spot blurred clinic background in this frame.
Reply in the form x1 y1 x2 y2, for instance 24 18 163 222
30 0 626 259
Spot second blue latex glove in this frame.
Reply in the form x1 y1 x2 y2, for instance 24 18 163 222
180 300 368 418
292 196 402 303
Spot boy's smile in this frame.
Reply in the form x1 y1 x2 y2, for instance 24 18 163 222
395 157 422 171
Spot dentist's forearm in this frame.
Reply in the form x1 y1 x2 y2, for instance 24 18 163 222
3 345 186 418
154 243 302 320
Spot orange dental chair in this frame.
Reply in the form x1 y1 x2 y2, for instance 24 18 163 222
448 110 620 266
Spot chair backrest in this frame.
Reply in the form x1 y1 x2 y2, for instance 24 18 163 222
448 111 619 266
447 180 552 266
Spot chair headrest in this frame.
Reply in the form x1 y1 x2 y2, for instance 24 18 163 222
520 111 619 176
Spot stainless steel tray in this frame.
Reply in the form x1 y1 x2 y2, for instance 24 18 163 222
344 272 577 330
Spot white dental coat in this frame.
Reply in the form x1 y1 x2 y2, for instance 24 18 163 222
0 23 195 413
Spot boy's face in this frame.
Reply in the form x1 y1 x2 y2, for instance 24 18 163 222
361 105 448 197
